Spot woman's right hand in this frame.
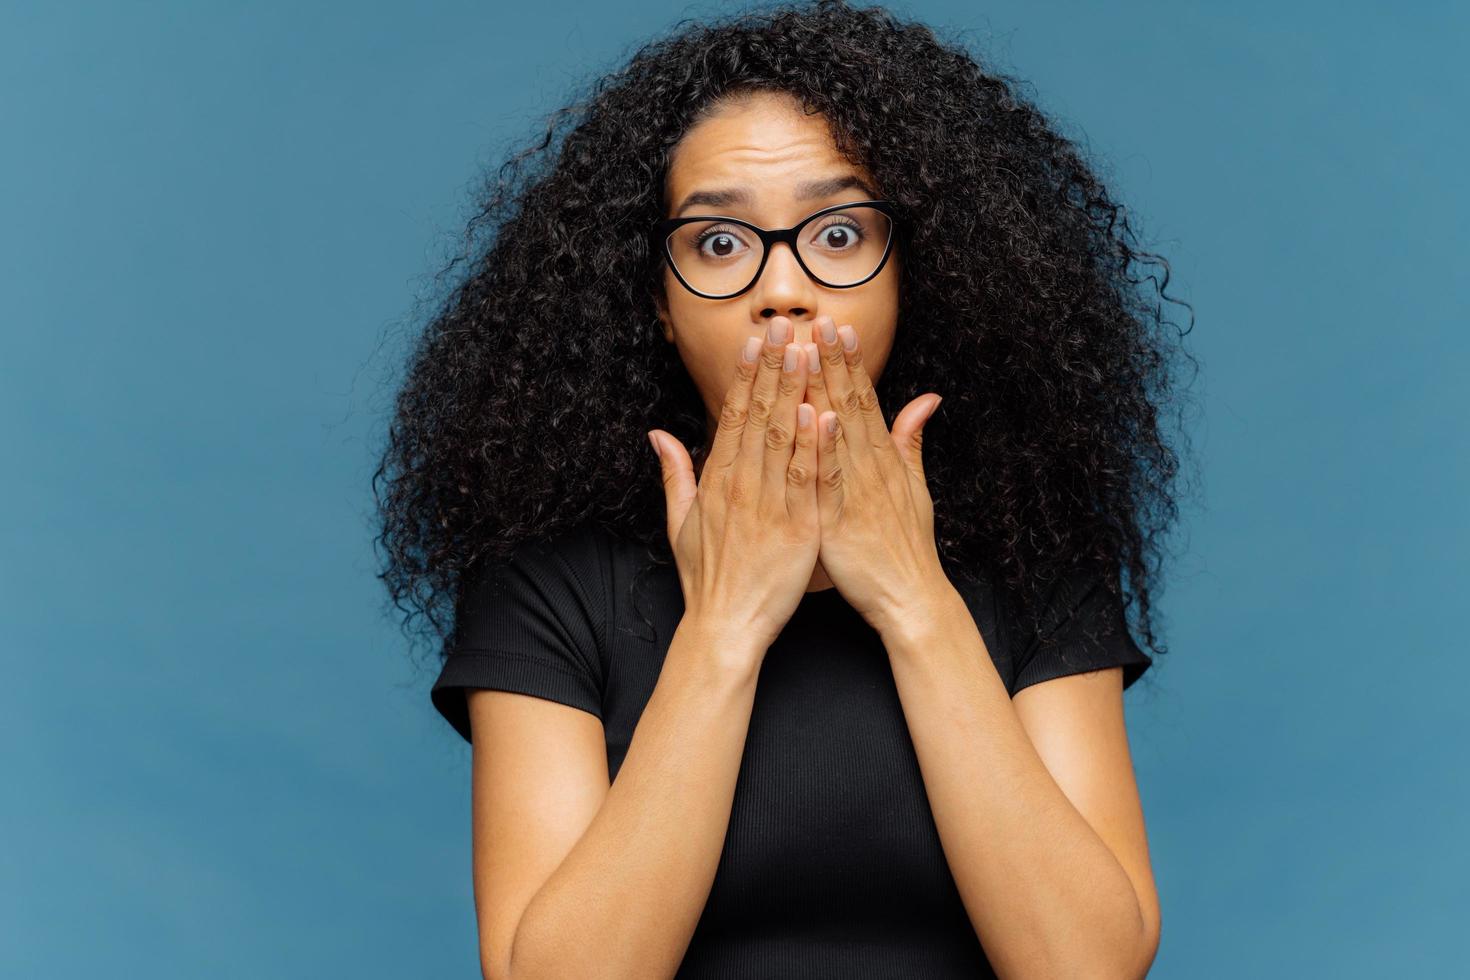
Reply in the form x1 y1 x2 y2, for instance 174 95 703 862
648 316 821 657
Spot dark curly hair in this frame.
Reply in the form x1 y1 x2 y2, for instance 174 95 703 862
373 0 1198 680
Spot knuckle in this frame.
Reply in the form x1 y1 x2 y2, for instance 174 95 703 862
820 465 843 493
747 391 774 424
719 400 748 431
786 459 811 486
838 388 861 414
764 419 792 451
856 385 881 413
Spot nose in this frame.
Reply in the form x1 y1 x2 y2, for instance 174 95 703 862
756 244 817 340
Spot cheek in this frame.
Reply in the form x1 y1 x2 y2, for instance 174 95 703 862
667 319 750 412
695 332 750 398
853 309 899 384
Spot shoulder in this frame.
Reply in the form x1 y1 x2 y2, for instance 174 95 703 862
452 522 631 656
464 522 620 602
434 523 628 743
1004 557 1153 695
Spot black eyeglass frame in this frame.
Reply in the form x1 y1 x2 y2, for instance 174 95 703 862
652 199 899 300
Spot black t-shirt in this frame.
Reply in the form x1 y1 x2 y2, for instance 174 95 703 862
432 522 1151 978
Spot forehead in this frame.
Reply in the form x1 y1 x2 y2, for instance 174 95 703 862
665 92 869 204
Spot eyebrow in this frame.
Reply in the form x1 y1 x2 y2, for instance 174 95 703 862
673 174 880 217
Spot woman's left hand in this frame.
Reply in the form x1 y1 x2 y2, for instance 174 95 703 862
801 314 948 637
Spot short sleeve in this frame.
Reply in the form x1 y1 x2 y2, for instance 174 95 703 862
1009 561 1153 696
431 527 609 743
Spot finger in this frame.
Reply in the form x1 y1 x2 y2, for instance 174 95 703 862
802 327 835 425
891 394 942 482
814 316 875 465
704 334 765 475
760 339 809 516
797 341 839 479
816 410 844 529
736 316 793 483
787 401 818 526
648 429 696 547
834 323 898 456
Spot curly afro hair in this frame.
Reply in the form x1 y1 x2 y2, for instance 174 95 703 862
373 0 1198 678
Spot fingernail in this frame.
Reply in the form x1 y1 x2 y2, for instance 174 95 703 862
783 344 799 372
768 319 791 345
804 342 819 372
647 431 662 458
838 324 857 351
798 403 813 427
819 317 837 344
742 336 761 362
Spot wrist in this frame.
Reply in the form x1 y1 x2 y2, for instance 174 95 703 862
875 578 968 649
673 613 768 681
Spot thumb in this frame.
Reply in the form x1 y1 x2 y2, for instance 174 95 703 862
891 395 942 480
648 430 697 545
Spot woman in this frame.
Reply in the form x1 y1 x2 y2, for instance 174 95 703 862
376 1 1193 976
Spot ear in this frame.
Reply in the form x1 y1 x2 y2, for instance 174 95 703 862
653 288 674 344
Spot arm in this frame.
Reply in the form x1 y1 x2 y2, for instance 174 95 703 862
880 584 1161 980
495 616 763 980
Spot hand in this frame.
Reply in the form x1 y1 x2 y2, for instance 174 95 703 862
800 313 947 636
648 317 822 658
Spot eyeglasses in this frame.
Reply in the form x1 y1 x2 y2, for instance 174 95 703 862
653 199 898 299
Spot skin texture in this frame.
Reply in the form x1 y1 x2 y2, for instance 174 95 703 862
652 89 904 594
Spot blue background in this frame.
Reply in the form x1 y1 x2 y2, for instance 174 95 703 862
5 1 1464 975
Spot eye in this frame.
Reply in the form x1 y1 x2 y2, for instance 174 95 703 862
689 224 752 259
808 215 865 252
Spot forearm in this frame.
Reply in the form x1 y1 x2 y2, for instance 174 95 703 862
507 616 762 980
881 587 1147 979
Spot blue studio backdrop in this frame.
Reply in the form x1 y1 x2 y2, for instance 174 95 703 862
4 1 1464 976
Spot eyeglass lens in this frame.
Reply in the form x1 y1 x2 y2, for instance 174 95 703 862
665 205 892 296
